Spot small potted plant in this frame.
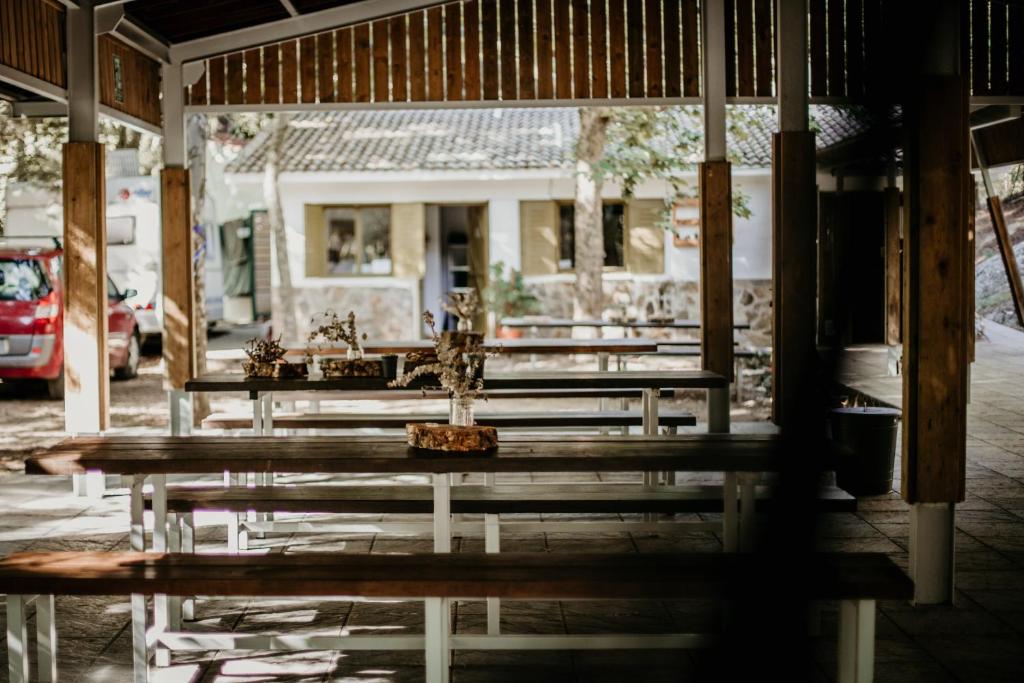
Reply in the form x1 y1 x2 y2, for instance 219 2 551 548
242 336 307 379
390 311 497 452
484 261 540 339
306 310 394 378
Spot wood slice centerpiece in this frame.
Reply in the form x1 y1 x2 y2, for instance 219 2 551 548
406 422 498 453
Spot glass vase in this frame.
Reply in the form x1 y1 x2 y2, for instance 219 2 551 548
450 394 475 427
347 347 363 360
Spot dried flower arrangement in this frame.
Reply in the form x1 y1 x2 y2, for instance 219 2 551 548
390 310 497 451
305 310 388 378
242 336 307 379
441 289 483 332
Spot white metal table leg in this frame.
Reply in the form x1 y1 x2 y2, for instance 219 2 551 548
424 597 451 683
433 473 451 553
37 594 57 683
739 473 757 551
485 513 501 635
128 474 149 681
723 472 739 552
151 474 171 667
429 473 452 681
838 599 875 683
6 594 29 683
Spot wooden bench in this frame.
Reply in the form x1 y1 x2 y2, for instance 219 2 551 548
201 409 698 432
150 482 856 553
0 550 911 683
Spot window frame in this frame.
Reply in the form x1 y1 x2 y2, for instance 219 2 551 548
321 204 394 277
555 200 628 273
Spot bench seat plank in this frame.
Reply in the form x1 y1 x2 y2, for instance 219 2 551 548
0 551 911 601
185 370 728 394
150 483 856 514
27 434 786 476
201 410 698 430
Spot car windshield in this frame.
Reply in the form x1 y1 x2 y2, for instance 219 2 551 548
0 259 51 302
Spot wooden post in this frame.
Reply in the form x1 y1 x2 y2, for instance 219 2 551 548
902 0 968 604
63 3 109 436
884 187 902 345
162 62 196 434
771 132 817 428
699 161 734 382
62 143 109 433
771 0 814 429
161 168 196 393
700 1 734 389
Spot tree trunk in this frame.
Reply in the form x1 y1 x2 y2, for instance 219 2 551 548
186 114 210 424
573 108 610 337
264 114 299 344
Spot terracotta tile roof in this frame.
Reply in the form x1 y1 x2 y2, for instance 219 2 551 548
225 106 876 174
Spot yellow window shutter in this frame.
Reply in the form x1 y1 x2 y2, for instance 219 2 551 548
626 199 666 274
304 204 326 277
520 200 559 275
391 203 425 278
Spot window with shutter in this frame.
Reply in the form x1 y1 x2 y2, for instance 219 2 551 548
519 201 559 276
626 200 666 274
391 203 426 279
304 204 326 277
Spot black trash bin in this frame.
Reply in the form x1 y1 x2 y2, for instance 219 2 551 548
829 406 901 496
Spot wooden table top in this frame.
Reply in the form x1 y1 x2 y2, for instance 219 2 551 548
284 338 660 356
184 369 728 395
27 434 781 476
501 317 752 330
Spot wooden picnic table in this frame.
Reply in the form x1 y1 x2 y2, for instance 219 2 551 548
286 337 660 356
184 370 731 434
501 317 752 330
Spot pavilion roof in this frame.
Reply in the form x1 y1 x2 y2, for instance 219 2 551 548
225 105 875 175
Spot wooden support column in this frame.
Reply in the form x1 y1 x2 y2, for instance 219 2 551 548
62 143 109 433
63 2 109 436
161 63 196 434
883 186 902 345
699 161 734 382
161 168 196 393
902 0 969 604
700 1 734 393
771 0 815 429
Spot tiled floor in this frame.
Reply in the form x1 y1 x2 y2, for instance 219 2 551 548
1 325 1023 681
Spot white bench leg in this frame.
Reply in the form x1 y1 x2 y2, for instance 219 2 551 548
838 599 875 683
424 597 451 683
181 513 196 621
37 594 57 683
167 514 182 633
485 513 501 635
6 594 29 683
151 474 171 667
131 594 150 682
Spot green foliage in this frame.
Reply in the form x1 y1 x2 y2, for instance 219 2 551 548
580 105 765 227
484 261 541 318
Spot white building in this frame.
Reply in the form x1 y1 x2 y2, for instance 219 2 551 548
224 107 866 342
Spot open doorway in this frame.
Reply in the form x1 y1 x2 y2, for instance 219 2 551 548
423 204 489 331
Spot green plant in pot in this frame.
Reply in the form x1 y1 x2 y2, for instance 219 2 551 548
485 261 540 339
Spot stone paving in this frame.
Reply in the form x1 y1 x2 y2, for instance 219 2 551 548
0 326 1022 681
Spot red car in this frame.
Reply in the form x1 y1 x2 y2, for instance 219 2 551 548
0 239 141 399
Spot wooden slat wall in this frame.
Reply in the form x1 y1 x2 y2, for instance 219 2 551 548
725 0 775 97
184 0 705 106
183 0 1022 105
97 36 161 127
0 0 65 88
